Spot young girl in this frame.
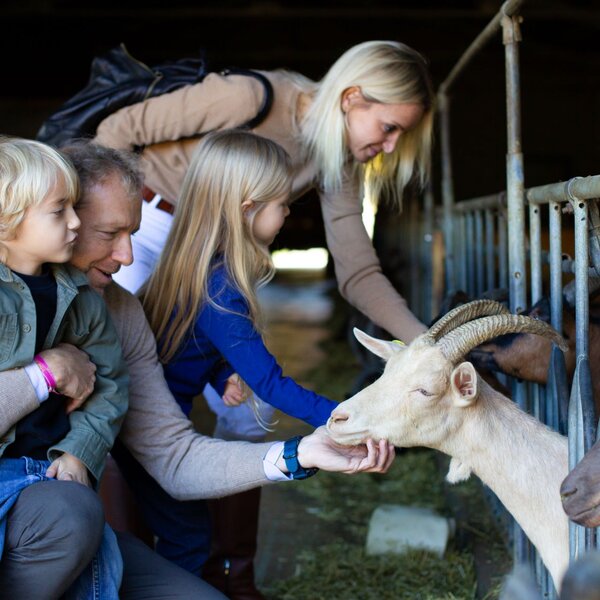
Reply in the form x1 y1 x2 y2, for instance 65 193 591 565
143 130 337 428
0 137 128 599
132 130 338 594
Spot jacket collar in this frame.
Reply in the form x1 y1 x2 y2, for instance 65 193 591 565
0 262 90 291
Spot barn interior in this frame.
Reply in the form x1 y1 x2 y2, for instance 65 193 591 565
1 1 599 597
2 0 599 253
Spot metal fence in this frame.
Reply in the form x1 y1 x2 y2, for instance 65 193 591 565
406 0 599 596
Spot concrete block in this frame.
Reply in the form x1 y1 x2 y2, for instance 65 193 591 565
366 504 455 557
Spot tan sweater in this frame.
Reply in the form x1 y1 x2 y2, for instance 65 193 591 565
95 70 426 342
0 283 274 500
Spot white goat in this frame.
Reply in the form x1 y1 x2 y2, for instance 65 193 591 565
327 300 569 589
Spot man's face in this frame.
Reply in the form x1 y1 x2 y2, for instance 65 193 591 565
70 173 141 294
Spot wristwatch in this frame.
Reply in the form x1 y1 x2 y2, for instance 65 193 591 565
283 436 319 480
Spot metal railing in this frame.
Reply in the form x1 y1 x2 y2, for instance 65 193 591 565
407 0 599 596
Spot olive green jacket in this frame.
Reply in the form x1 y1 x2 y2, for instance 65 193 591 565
0 263 128 481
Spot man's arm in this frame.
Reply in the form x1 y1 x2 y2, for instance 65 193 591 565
107 284 394 501
0 369 40 435
0 344 96 436
106 284 273 499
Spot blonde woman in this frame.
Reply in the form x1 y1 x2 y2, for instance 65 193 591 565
95 40 433 598
96 39 434 344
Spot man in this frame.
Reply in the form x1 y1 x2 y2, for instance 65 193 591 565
0 142 394 599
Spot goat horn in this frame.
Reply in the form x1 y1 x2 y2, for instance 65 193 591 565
437 314 568 364
427 299 510 342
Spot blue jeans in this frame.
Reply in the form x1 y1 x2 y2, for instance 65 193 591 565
0 457 122 599
111 439 212 576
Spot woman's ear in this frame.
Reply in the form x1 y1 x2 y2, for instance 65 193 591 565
341 86 363 112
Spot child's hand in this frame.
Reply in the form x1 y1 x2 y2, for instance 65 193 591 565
222 373 247 407
46 452 91 487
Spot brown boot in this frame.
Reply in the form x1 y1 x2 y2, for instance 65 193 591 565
202 488 265 600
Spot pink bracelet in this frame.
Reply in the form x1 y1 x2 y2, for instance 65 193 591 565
34 355 57 393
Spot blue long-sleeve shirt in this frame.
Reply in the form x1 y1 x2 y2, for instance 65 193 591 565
162 264 337 427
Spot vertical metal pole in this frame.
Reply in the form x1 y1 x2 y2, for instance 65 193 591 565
529 205 543 431
439 92 456 292
549 202 563 334
547 200 567 435
529 204 542 304
498 210 508 289
502 11 535 584
422 185 435 323
409 196 420 315
485 209 496 290
503 14 527 315
569 191 596 556
475 210 485 294
458 214 468 292
466 212 476 297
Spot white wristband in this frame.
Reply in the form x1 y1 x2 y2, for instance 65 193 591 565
24 362 50 403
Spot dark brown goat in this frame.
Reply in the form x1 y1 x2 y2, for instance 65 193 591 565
469 297 600 413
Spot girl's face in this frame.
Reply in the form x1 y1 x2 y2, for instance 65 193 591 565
341 87 425 164
245 193 291 246
2 177 80 275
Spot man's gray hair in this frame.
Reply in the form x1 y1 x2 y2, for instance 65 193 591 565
61 141 143 203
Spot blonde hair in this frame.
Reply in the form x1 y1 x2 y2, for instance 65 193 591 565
0 137 79 242
143 130 292 365
300 40 434 209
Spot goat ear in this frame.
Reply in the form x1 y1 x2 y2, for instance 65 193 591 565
353 328 405 361
450 362 478 408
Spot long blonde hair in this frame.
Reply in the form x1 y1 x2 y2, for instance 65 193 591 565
143 130 292 364
300 40 434 209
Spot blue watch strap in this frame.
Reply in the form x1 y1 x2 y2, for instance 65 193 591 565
283 436 319 480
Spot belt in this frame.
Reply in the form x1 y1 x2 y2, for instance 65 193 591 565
141 186 175 215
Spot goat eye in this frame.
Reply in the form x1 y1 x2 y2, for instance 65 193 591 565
418 388 434 397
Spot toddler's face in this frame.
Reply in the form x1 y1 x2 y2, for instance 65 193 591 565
3 177 80 275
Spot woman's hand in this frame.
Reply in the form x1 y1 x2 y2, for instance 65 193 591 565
222 373 247 407
46 452 91 487
293 426 395 474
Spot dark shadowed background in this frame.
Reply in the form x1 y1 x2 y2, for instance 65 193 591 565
1 0 599 250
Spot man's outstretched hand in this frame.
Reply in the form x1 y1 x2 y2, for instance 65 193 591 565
293 426 395 474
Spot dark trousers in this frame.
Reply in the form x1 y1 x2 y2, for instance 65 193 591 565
118 532 226 600
0 477 225 600
0 480 105 599
111 439 212 576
